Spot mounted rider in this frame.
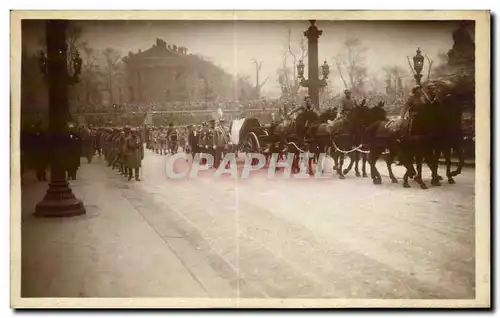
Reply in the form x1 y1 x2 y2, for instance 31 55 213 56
335 89 355 120
399 85 427 119
287 96 315 119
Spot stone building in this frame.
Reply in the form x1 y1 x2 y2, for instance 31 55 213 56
122 38 241 104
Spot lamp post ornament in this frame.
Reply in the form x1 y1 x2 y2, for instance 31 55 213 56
412 47 424 86
297 20 329 110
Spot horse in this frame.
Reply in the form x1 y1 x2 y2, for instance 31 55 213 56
421 80 466 184
364 100 439 189
269 108 320 174
327 99 372 179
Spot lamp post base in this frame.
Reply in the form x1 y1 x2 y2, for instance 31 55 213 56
34 180 86 218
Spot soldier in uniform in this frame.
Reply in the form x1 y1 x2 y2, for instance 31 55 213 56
335 89 355 120
166 123 178 154
124 128 144 181
26 121 48 181
80 124 94 164
118 127 129 175
399 85 426 119
158 126 167 155
187 125 198 158
104 128 114 166
64 122 82 180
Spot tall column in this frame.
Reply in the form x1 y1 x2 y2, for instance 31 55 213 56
304 20 322 110
35 20 85 217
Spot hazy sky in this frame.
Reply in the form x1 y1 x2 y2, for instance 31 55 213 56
23 19 462 96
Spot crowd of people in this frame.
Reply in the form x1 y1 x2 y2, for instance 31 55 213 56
71 98 288 115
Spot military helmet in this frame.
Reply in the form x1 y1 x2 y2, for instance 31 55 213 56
344 89 351 95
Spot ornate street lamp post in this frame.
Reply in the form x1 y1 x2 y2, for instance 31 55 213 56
412 47 424 86
297 20 329 110
35 20 86 217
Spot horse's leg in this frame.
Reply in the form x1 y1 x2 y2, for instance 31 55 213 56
348 151 361 177
368 149 381 185
332 149 338 172
354 151 361 177
343 151 355 175
414 149 428 189
386 145 398 183
337 151 345 179
291 152 298 174
402 165 412 188
361 152 368 178
450 139 464 177
428 145 442 186
443 146 455 184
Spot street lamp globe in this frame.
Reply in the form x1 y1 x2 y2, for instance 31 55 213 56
413 47 424 74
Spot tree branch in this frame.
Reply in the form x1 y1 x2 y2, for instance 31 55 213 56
425 54 434 81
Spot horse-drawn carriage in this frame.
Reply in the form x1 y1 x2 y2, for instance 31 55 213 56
228 117 271 155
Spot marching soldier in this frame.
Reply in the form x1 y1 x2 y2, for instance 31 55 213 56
64 122 82 181
166 123 178 154
158 126 168 155
26 121 48 181
80 125 94 164
124 128 144 181
118 128 128 175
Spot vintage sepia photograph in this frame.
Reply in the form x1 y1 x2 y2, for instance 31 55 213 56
11 11 490 308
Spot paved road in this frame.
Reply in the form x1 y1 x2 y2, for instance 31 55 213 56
112 149 475 299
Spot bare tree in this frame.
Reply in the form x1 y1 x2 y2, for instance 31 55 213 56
276 26 309 99
252 59 268 98
79 42 101 104
66 23 83 66
382 65 408 97
101 48 122 104
425 54 434 81
335 37 368 96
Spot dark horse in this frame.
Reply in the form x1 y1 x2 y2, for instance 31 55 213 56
364 99 440 189
328 99 373 179
422 80 466 184
270 107 328 174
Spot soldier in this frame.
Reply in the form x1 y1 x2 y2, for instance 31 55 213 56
104 128 114 166
124 128 144 181
26 121 48 181
64 122 82 181
158 126 168 155
152 127 159 153
118 128 128 175
80 125 94 164
166 123 178 154
94 127 103 158
335 89 355 120
399 85 426 119
144 125 151 150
